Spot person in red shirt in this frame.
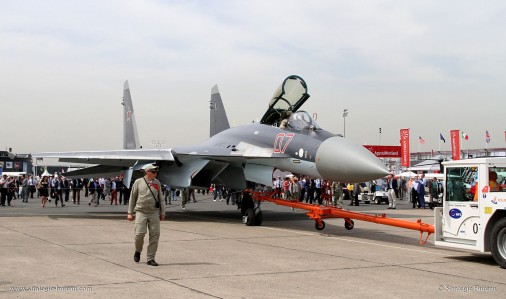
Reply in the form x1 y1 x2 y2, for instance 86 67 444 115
283 177 291 199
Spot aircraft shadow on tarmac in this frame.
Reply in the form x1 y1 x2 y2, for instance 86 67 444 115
169 209 435 247
46 212 127 220
2 206 433 248
36 207 432 247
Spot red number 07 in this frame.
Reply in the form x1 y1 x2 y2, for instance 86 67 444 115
274 133 294 154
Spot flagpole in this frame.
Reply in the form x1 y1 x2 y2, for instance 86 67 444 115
486 131 488 151
459 130 462 160
467 138 470 158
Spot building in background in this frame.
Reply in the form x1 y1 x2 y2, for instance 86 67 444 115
0 150 32 175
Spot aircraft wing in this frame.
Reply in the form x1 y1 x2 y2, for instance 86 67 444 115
32 149 175 166
56 165 130 179
33 145 287 188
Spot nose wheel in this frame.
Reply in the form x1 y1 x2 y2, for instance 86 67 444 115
243 208 263 226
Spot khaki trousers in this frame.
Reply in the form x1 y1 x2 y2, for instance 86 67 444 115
134 211 160 261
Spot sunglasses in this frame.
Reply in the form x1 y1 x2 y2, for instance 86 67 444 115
149 170 159 174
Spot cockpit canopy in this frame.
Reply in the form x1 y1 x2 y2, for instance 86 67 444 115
286 111 321 131
260 75 309 126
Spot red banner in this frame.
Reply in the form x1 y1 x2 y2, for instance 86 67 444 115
450 130 460 160
400 129 410 167
363 145 401 158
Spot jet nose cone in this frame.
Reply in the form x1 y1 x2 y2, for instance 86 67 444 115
315 137 389 182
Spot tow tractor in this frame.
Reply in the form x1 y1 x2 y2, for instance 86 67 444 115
243 157 506 268
434 157 506 268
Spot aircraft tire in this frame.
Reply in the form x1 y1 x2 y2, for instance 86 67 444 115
244 208 256 226
490 218 506 268
345 220 354 230
315 220 325 231
254 211 263 226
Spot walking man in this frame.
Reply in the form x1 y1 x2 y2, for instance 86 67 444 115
387 174 397 209
21 175 29 202
127 164 165 266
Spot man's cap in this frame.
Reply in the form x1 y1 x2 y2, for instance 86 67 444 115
144 164 159 172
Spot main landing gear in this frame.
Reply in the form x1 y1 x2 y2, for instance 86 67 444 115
241 190 263 226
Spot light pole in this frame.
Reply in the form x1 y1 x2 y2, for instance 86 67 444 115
343 109 348 137
379 127 382 145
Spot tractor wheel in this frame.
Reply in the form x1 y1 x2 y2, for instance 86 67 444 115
490 218 506 268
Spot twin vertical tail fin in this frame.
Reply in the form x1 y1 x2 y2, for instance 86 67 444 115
123 81 228 145
209 84 230 137
122 80 140 149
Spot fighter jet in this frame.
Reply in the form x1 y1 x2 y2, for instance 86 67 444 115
33 75 388 193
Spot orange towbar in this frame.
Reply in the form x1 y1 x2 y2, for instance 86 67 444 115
250 191 435 245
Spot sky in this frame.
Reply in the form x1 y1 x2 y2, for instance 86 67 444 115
1 0 505 155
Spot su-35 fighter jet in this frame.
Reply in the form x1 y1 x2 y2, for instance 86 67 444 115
33 75 388 223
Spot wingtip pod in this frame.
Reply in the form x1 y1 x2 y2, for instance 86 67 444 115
316 137 389 183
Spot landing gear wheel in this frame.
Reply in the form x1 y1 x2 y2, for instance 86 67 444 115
315 220 325 231
243 208 256 226
254 210 263 226
490 218 506 268
345 220 354 230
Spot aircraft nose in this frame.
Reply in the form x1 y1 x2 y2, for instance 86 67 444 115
315 136 389 182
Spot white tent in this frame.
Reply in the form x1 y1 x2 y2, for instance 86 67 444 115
424 173 445 180
410 155 447 172
41 169 51 177
398 171 417 178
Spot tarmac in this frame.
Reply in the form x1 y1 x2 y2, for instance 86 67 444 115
0 193 504 298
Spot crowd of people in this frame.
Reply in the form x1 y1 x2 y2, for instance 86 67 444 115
271 176 343 206
0 173 131 208
268 173 446 211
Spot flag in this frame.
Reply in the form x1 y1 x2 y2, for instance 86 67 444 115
462 131 469 140
400 129 410 167
486 130 491 143
450 130 461 160
418 136 425 144
440 133 446 143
